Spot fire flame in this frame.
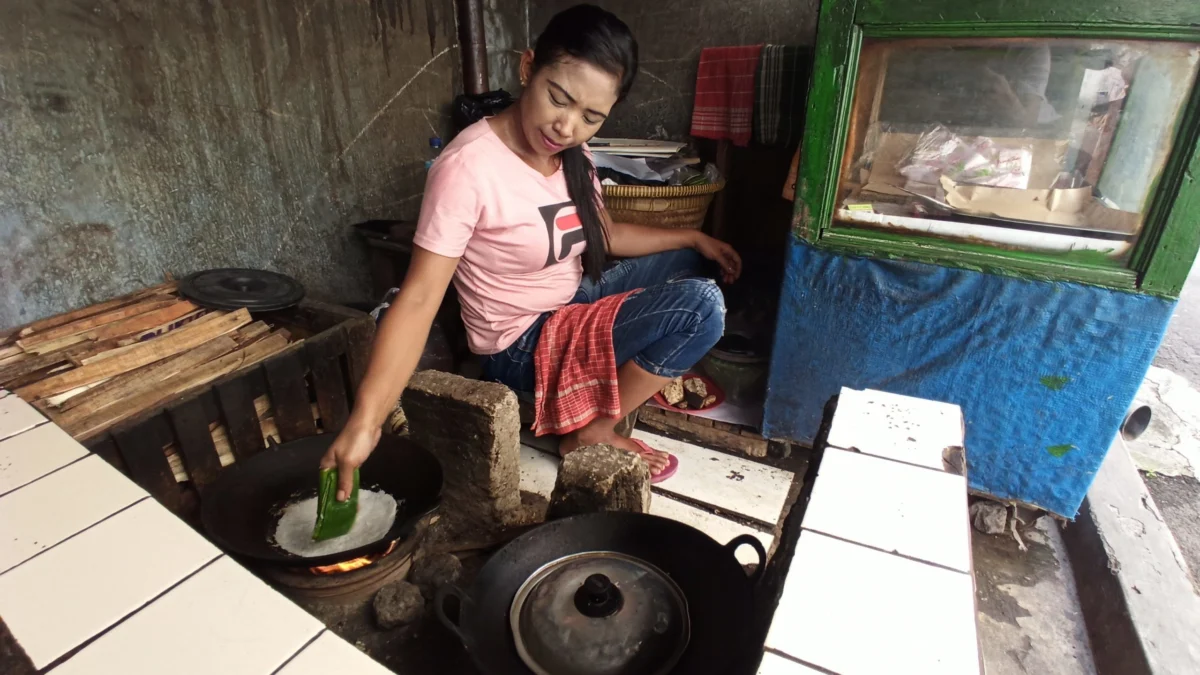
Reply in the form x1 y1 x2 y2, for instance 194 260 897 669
308 540 399 575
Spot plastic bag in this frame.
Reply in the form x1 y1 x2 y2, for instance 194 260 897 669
899 124 1031 190
452 90 515 132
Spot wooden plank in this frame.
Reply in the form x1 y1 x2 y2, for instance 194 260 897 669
53 336 237 416
14 281 177 338
233 321 270 347
20 300 198 354
166 397 223 490
343 319 374 399
16 309 250 400
112 415 182 512
0 341 92 386
0 344 24 361
306 330 350 432
114 308 208 346
60 332 289 441
216 375 267 460
85 438 129 476
263 347 317 441
15 297 178 350
81 308 244 366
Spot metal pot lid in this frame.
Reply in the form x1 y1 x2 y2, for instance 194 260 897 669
509 551 690 675
179 268 305 312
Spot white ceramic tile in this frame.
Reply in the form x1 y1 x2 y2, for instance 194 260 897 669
520 444 559 499
650 494 773 565
520 428 558 454
0 394 46 443
0 499 220 668
53 556 322 675
767 532 980 675
0 454 146 572
633 429 793 526
804 448 970 572
276 631 393 675
826 388 964 472
0 422 89 495
758 652 827 674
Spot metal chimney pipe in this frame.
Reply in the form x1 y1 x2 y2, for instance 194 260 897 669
455 0 489 95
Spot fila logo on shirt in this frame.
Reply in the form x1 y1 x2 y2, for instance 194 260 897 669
538 201 586 268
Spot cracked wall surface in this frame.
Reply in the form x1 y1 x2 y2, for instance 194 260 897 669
1 0 460 329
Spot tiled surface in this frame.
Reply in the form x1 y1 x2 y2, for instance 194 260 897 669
0 422 88 495
633 429 793 526
826 387 964 472
276 631 394 675
649 494 772 565
767 531 980 675
803 447 971 572
519 443 779 565
0 499 220 668
519 443 559 498
0 394 47 443
0 454 146 572
758 652 828 674
52 556 323 675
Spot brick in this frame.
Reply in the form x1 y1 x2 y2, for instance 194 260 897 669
402 371 520 532
547 444 650 519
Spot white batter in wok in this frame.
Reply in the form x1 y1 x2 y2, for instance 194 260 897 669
272 489 399 557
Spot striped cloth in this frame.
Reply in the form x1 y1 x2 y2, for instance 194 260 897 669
754 45 813 146
532 291 637 437
690 45 763 147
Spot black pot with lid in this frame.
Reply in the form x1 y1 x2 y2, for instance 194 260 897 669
437 512 765 675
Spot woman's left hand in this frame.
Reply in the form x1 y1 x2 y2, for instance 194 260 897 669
694 233 742 284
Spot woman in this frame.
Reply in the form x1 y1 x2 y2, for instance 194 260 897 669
320 4 740 500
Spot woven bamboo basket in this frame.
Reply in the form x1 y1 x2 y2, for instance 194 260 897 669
603 180 725 230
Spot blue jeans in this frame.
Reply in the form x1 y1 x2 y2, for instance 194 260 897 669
481 249 726 394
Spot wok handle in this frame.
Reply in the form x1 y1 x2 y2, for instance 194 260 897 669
434 583 472 644
725 534 768 584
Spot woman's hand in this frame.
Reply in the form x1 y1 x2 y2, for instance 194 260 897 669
693 233 742 283
319 421 382 501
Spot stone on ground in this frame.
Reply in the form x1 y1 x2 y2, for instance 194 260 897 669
547 444 651 519
410 551 463 600
971 501 1008 535
373 580 425 629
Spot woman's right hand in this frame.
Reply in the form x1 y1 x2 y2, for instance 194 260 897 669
319 422 382 501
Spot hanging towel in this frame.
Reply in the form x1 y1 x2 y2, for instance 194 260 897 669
532 291 637 437
690 45 764 147
754 45 813 146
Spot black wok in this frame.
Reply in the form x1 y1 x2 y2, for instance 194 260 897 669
200 434 442 567
436 512 766 675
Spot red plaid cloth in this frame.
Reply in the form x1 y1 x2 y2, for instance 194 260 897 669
532 291 636 437
690 45 764 147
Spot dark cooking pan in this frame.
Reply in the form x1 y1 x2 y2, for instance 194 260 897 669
200 434 442 567
436 512 766 675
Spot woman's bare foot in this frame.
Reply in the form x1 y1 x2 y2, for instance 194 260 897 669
560 426 671 475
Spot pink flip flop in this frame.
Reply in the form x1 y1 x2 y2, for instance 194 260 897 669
631 438 679 484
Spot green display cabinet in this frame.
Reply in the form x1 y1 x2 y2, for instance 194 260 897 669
763 0 1200 516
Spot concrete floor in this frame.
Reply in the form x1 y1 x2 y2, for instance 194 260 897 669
1141 261 1200 590
974 518 1097 675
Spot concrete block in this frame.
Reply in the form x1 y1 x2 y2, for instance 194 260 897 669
402 371 520 531
547 444 650 519
1060 438 1200 675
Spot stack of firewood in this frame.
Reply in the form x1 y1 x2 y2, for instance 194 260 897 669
0 282 293 443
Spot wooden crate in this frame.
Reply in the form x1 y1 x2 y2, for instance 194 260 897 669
83 300 374 518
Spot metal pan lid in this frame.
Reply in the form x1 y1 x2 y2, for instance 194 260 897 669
509 551 690 675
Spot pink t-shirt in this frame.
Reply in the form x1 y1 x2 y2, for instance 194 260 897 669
413 120 595 355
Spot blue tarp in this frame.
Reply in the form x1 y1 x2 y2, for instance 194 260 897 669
763 238 1175 517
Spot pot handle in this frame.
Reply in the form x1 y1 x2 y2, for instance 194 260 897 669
725 534 768 584
435 583 472 644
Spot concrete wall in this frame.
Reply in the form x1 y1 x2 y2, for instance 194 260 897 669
526 0 818 140
0 0 460 330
